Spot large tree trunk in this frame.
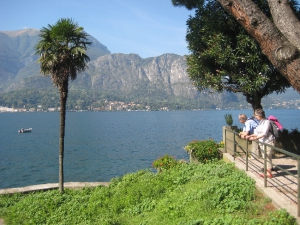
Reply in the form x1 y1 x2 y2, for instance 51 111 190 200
217 0 300 93
245 93 263 113
58 81 68 192
268 0 300 51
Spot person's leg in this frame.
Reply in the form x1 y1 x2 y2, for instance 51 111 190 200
251 141 260 160
260 140 274 178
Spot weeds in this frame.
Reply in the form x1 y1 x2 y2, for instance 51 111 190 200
0 161 296 224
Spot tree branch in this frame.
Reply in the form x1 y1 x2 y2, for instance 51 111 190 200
268 0 300 51
216 0 300 93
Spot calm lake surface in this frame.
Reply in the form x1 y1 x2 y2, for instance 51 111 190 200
1 109 299 189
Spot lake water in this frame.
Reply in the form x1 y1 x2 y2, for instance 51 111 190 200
1 109 299 189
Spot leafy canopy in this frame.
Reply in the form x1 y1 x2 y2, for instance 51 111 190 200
35 18 91 88
173 0 295 110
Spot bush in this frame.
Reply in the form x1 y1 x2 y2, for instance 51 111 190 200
218 140 225 148
184 139 221 163
275 127 300 155
288 128 300 135
152 154 179 171
266 209 296 225
224 113 233 126
276 128 299 136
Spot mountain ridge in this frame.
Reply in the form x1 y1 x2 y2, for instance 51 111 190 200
0 28 198 99
0 28 299 110
2 28 40 37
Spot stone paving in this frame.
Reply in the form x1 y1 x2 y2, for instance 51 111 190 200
0 182 110 195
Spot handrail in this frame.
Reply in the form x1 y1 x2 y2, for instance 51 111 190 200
224 128 300 217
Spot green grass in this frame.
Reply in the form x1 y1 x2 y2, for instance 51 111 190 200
0 161 296 225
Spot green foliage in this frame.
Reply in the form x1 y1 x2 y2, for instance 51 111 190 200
35 18 91 83
265 209 297 225
275 128 297 138
218 140 224 148
0 162 296 224
288 128 300 135
224 113 233 126
184 139 221 163
152 154 181 171
185 0 292 110
275 127 300 155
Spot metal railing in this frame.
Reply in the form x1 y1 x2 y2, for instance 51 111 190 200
224 128 300 217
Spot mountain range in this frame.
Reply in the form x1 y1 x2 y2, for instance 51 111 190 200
0 28 299 110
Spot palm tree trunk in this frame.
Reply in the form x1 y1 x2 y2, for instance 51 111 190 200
59 85 68 192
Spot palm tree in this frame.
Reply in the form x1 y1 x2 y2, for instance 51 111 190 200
35 18 92 192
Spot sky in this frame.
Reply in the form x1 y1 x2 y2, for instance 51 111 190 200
0 0 195 59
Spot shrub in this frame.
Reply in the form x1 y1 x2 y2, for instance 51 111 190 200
277 128 299 136
275 127 300 155
224 113 233 126
219 140 225 148
184 139 221 163
288 128 300 135
266 209 296 224
152 154 179 171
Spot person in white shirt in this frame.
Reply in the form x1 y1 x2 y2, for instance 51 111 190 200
246 109 275 178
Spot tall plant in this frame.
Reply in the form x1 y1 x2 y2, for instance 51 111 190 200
224 113 233 126
35 18 92 192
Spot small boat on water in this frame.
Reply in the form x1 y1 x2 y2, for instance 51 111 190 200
18 128 32 133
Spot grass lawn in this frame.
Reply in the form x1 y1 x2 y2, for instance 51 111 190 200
0 161 297 225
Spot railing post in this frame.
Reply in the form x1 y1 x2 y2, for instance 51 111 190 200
263 144 267 187
246 140 249 171
224 128 227 153
233 132 236 160
298 159 300 217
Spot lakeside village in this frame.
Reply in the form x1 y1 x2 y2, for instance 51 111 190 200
1 97 300 112
0 100 152 112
